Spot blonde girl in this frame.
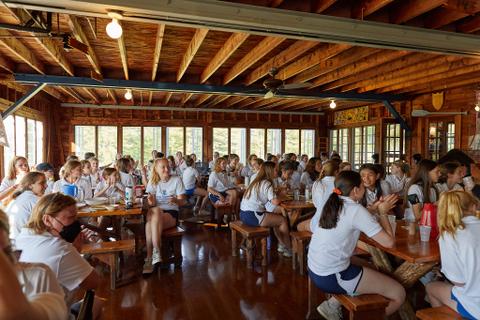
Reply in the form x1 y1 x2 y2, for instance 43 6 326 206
52 160 92 200
0 156 30 202
5 172 47 239
94 168 125 198
143 158 186 274
426 191 480 319
207 157 239 211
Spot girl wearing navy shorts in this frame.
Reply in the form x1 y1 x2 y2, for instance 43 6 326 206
207 157 239 211
308 171 405 319
239 161 291 256
182 155 208 214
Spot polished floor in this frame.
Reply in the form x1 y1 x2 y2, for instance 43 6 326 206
96 224 312 320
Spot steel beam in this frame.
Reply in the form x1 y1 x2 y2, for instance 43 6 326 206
14 74 406 102
383 100 411 132
1 83 46 118
5 0 480 58
61 103 325 116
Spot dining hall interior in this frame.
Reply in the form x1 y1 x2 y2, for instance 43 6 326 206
0 0 480 319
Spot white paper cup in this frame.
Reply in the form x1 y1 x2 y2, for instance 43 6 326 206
419 225 431 242
387 215 396 237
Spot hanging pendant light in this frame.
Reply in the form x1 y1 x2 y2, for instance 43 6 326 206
124 89 132 100
329 100 336 109
106 12 123 39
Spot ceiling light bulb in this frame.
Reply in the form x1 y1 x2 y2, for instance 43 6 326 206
329 100 336 109
106 18 122 39
124 89 132 100
475 104 480 112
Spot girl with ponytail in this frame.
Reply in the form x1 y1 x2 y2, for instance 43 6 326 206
308 171 405 318
426 191 480 320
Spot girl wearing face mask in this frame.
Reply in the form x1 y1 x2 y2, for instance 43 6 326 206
15 193 102 315
436 162 464 194
143 158 186 274
53 160 92 200
6 172 47 239
0 156 30 202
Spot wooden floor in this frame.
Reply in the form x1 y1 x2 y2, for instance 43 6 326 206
96 224 312 320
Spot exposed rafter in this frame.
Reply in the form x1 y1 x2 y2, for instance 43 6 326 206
117 21 129 80
0 29 45 74
457 15 480 33
177 28 209 82
152 24 166 81
390 0 447 24
352 0 394 19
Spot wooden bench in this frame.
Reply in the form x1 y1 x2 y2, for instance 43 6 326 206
230 220 270 268
290 230 312 276
159 226 185 269
333 294 389 320
81 239 135 290
416 306 462 320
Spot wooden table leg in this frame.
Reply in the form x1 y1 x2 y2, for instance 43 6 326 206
288 209 301 228
231 229 237 257
261 238 267 266
246 239 253 268
306 276 322 320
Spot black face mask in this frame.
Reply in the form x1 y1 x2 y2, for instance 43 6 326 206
59 220 82 243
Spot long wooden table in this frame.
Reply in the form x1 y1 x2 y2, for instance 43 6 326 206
280 199 315 227
358 220 440 320
77 205 142 218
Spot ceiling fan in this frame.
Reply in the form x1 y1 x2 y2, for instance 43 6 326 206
262 67 312 99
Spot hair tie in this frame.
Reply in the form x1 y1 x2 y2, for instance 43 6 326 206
333 188 342 195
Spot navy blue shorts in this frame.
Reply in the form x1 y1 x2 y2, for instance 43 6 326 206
209 191 228 203
239 210 265 227
451 291 476 320
163 209 179 220
309 264 363 295
185 188 195 196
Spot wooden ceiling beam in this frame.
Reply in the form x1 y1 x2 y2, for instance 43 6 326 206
269 0 284 7
390 0 447 24
279 44 351 80
314 50 409 89
117 21 129 80
206 95 230 108
181 93 194 104
148 92 153 105
224 96 249 108
312 0 338 13
223 36 285 84
0 29 45 74
291 47 379 84
457 14 480 33
58 87 85 103
152 24 166 81
238 97 281 110
352 0 394 19
177 28 209 82
0 55 15 73
444 0 480 14
81 87 100 104
68 15 116 104
356 56 462 92
164 92 172 105
200 32 249 83
424 8 469 29
195 94 212 106
244 40 318 85
412 72 480 95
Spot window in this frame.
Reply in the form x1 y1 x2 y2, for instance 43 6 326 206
384 123 403 172
428 121 443 161
266 129 281 156
122 127 141 162
143 127 162 164
447 123 455 151
285 129 300 155
186 127 203 160
351 126 375 170
250 128 265 159
301 129 315 157
230 128 246 163
329 129 350 161
97 126 117 166
329 129 338 154
213 128 228 156
3 116 44 176
166 127 184 156
74 126 95 159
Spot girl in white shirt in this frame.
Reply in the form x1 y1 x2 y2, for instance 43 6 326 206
35 162 55 195
385 160 410 196
53 160 93 201
0 156 30 203
143 158 186 274
426 191 480 320
80 160 94 195
404 159 441 221
6 172 47 239
182 156 209 215
240 161 292 256
240 154 258 178
308 171 405 317
94 167 125 199
88 157 101 188
276 161 299 192
116 158 135 187
208 157 239 210
359 164 392 209
167 156 180 176
436 162 464 194
300 157 322 191
297 160 339 233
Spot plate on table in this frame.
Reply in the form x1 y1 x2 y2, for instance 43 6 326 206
76 202 87 208
85 197 108 206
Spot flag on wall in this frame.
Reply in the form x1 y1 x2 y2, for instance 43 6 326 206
0 116 9 147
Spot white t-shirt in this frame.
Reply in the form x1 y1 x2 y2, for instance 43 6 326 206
90 172 101 188
404 184 437 220
364 180 391 206
53 178 92 200
16 229 94 292
308 196 382 276
119 171 135 187
208 160 215 170
435 182 464 194
240 165 254 178
292 171 301 188
94 180 125 198
300 172 315 188
177 161 187 174
299 161 307 171
15 262 65 298
146 176 186 211
30 292 68 320
385 174 410 196
240 180 276 212
276 176 300 191
0 177 15 193
6 190 39 239
182 167 199 190
439 216 480 319
208 172 235 193
45 180 55 195
310 176 336 232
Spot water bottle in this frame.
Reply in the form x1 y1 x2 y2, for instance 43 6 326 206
305 187 310 201
125 185 133 209
244 176 250 187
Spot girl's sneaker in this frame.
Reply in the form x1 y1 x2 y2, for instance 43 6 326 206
283 249 292 258
142 259 153 274
277 244 286 253
152 248 160 265
317 297 342 320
